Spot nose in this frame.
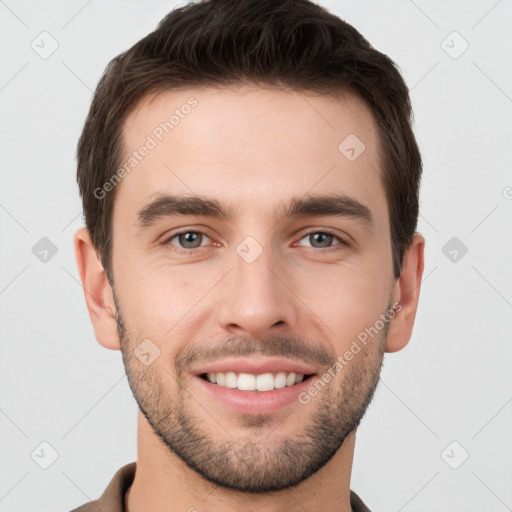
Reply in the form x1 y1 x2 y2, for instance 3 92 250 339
216 244 297 340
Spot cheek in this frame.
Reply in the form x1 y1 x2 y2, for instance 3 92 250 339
296 264 391 347
119 264 212 344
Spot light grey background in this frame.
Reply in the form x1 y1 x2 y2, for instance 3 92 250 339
1 1 511 511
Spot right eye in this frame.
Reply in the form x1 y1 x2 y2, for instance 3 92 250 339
164 230 214 253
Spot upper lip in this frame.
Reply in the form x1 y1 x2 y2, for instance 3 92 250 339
192 357 318 376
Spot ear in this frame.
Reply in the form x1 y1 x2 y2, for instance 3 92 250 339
385 232 425 353
73 227 121 350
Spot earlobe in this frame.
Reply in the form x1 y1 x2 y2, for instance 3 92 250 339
73 227 121 350
385 232 425 353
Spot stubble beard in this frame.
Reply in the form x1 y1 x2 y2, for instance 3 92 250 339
114 293 387 493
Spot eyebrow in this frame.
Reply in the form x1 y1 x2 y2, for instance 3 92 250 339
135 192 373 229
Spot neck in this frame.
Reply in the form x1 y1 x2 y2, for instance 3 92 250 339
125 411 356 512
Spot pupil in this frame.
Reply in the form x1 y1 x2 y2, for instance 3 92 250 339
312 232 331 248
180 232 201 248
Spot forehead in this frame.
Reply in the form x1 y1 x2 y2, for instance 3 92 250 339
114 84 386 225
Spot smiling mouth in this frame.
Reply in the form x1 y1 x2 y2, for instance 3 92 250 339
199 371 315 392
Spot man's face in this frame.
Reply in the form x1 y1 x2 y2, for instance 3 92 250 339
110 85 396 492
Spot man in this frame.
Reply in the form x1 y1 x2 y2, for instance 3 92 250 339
72 0 425 510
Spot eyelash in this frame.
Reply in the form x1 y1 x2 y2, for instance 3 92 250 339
162 228 348 254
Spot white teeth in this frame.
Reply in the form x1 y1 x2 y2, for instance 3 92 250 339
286 372 296 386
238 373 256 390
224 371 238 388
274 372 287 389
216 372 225 386
205 371 306 391
256 373 274 391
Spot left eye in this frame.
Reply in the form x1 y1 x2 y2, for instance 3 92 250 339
167 231 212 250
297 231 345 249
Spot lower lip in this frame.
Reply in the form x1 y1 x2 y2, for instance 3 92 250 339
193 375 315 415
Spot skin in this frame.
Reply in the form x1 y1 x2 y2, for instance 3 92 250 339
74 84 425 512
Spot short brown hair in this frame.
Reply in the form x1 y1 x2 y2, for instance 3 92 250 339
76 0 422 282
